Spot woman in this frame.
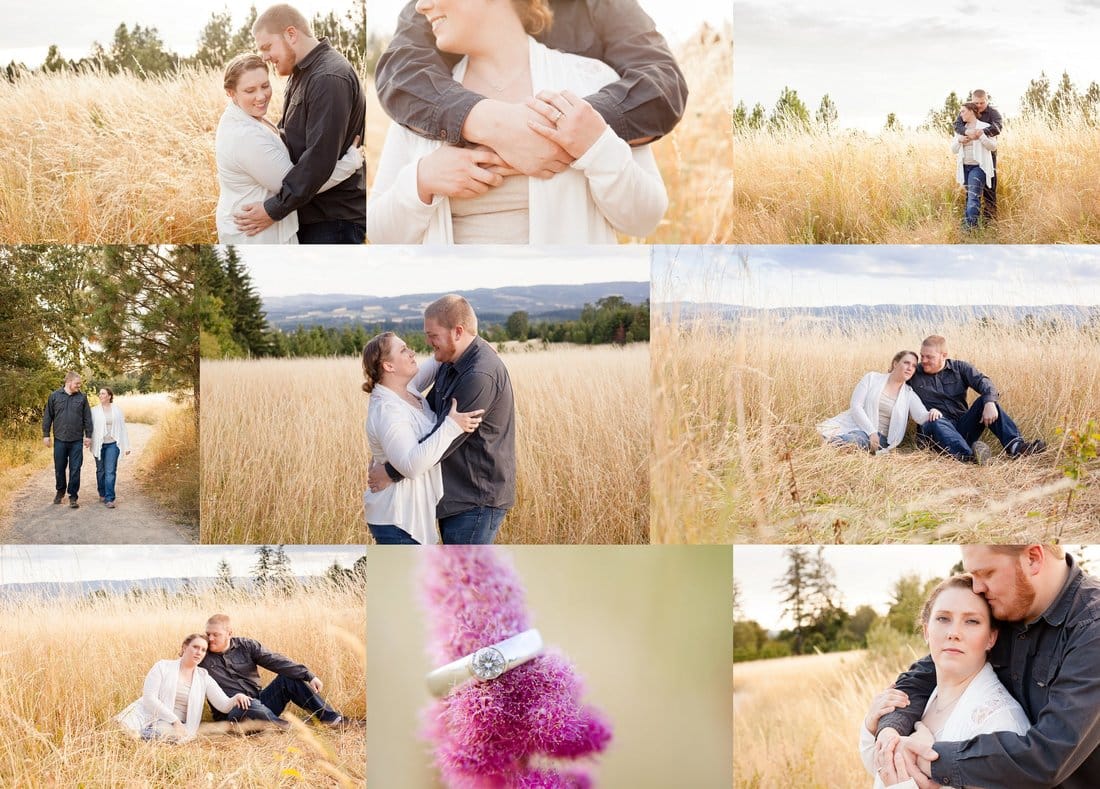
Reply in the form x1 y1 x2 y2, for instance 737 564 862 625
367 0 668 244
362 332 484 544
818 351 940 454
951 101 997 229
859 575 1029 788
116 634 252 742
91 387 130 509
215 53 364 244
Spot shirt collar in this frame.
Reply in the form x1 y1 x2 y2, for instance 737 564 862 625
1036 554 1083 628
294 37 331 75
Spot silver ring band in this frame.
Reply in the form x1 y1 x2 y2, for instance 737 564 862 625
426 628 543 697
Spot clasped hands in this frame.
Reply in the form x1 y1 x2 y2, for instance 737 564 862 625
874 724 942 788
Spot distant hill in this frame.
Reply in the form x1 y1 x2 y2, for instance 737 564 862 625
0 576 324 600
264 282 650 330
656 303 1100 327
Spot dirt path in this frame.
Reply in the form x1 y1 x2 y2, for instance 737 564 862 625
1 423 196 544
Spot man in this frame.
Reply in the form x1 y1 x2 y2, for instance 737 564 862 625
234 4 366 243
374 0 687 179
910 335 1045 464
953 89 1002 222
199 614 343 728
875 545 1100 788
368 295 516 544
42 372 92 509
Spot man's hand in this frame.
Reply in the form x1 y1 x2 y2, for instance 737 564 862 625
367 461 394 494
43 437 51 447
873 726 901 772
83 437 91 448
462 99 574 178
308 677 323 693
927 408 942 422
416 146 507 204
233 202 277 236
898 727 940 788
231 693 252 709
966 129 983 141
864 688 909 733
981 402 999 426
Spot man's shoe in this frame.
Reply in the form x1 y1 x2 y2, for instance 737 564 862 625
1016 439 1048 457
105 501 116 509
971 441 991 465
53 491 64 505
69 498 79 509
320 715 345 729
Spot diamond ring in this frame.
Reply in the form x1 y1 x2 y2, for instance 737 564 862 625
426 628 543 697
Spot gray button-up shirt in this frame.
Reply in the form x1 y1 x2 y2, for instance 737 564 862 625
199 637 315 718
42 388 92 442
909 358 1000 421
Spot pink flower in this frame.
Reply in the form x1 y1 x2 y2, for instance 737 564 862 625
421 547 612 788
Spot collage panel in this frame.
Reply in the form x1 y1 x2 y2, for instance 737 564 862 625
200 245 651 545
734 544 1100 788
365 0 732 244
652 245 1100 542
0 1 366 245
1 245 199 543
368 544 733 787
0 544 366 786
731 1 1100 244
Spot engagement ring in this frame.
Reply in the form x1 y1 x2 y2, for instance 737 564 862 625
426 628 543 697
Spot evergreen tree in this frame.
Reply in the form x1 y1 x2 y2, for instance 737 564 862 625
769 86 811 132
920 91 961 132
815 94 838 131
216 559 235 592
252 545 274 591
271 545 297 595
1020 72 1051 119
773 546 813 654
506 311 530 341
884 112 902 132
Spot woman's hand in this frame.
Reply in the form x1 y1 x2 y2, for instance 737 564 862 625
231 693 252 710
526 90 607 159
865 687 909 733
880 735 914 785
874 726 901 772
869 433 882 452
416 146 507 204
927 408 941 422
447 399 485 433
171 720 188 738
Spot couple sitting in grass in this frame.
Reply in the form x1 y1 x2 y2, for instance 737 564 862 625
818 334 1046 462
116 614 344 742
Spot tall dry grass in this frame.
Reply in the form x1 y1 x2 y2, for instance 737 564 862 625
652 311 1100 543
0 587 365 786
201 344 648 544
732 120 1100 243
137 402 200 526
0 428 51 523
365 25 733 244
734 649 918 788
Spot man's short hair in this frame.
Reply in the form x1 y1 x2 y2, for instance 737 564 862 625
425 294 478 335
206 613 232 629
921 335 947 351
253 4 313 37
64 371 81 383
987 544 1067 561
971 89 988 100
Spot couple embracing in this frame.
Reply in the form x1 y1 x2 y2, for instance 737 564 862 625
362 295 515 545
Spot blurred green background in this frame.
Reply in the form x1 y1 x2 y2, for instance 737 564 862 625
367 545 733 787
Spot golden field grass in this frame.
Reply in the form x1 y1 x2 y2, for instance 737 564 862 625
732 120 1100 244
0 64 369 243
652 314 1100 543
201 344 648 544
734 649 920 788
365 25 733 244
0 587 365 787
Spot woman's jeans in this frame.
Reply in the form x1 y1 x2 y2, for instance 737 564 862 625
963 164 986 228
368 524 421 545
831 430 889 452
95 441 120 503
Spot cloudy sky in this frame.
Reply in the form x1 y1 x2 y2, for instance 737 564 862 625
653 245 1100 307
1 1 359 67
736 545 1100 630
237 245 650 297
735 0 1100 131
367 0 731 47
0 545 364 584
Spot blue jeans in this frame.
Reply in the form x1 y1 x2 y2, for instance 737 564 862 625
95 442 120 502
831 430 889 452
219 675 341 725
917 399 1023 461
298 220 365 244
368 524 421 545
963 164 986 228
440 506 508 545
53 439 83 499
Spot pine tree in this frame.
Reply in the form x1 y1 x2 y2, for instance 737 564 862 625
271 545 297 596
815 94 838 131
252 545 274 592
216 559 235 592
773 546 812 654
769 87 811 132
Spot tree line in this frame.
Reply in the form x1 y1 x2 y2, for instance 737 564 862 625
4 6 366 81
199 247 649 361
734 70 1100 133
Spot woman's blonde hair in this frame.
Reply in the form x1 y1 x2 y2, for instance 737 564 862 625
179 633 208 656
223 53 268 91
888 350 918 372
362 332 396 394
512 0 553 35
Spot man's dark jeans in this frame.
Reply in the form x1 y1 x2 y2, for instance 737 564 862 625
368 524 420 545
53 439 83 498
917 400 1023 461
298 220 365 244
223 675 341 725
984 151 998 220
440 506 507 545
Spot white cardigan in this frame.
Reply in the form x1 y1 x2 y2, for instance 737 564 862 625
367 37 668 244
215 101 364 244
116 659 240 741
951 119 997 188
90 404 131 461
859 662 1029 789
363 358 464 544
817 372 931 454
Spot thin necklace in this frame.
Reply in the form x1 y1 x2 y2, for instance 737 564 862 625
932 689 964 714
468 64 528 94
